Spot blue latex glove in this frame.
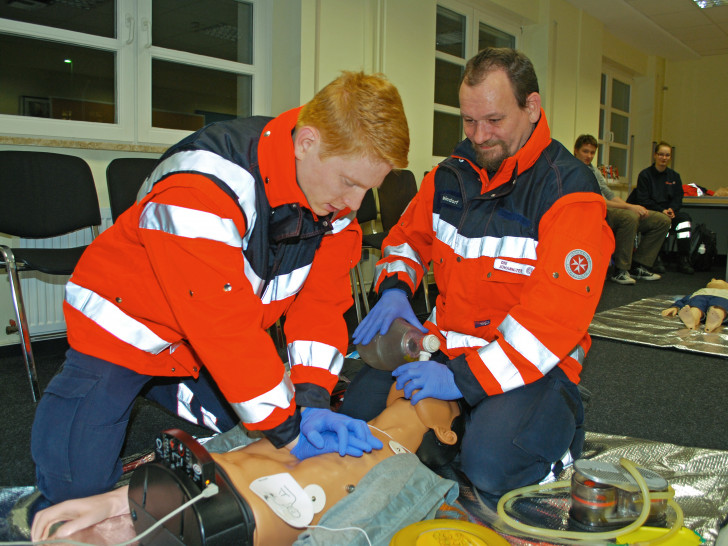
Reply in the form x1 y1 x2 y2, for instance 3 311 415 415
392 361 463 405
352 288 427 346
291 408 383 460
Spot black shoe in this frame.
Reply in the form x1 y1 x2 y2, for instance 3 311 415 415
630 264 661 281
652 256 666 274
679 256 695 274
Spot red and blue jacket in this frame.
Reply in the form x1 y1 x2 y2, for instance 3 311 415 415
64 107 361 446
375 111 614 405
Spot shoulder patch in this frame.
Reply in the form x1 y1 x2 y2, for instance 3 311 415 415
564 249 593 280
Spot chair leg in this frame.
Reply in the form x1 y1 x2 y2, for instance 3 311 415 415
354 261 370 315
349 269 362 324
0 246 41 402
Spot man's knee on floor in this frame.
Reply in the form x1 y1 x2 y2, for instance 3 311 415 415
460 446 552 496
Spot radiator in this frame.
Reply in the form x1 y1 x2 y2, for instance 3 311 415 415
9 208 113 337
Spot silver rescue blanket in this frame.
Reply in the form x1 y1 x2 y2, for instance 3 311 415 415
444 432 728 545
589 295 728 358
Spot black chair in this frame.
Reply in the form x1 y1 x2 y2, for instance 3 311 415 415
353 169 431 321
350 188 379 321
0 151 102 401
106 157 159 222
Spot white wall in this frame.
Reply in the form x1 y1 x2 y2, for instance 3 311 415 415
3 0 722 347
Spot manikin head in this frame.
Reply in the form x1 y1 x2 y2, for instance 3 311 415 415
707 278 728 290
385 384 464 468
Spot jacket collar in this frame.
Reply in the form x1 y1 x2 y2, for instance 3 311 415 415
453 108 552 193
257 106 309 210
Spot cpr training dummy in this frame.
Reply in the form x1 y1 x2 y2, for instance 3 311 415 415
31 385 462 545
661 278 728 333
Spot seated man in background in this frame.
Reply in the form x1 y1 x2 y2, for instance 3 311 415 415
628 141 694 274
574 134 670 285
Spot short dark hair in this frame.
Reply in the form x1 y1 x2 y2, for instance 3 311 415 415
574 134 598 151
462 47 539 108
654 141 672 154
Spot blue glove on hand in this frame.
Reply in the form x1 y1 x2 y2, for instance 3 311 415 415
291 408 383 460
352 288 427 346
392 361 463 405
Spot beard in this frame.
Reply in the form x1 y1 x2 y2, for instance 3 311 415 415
471 139 509 172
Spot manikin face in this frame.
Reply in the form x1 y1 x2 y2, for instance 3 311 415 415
459 69 541 172
654 145 672 172
574 143 597 166
294 126 391 216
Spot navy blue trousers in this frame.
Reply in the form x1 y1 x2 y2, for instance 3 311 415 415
31 349 238 504
340 362 584 496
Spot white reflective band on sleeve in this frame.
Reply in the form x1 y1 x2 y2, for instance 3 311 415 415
433 212 538 260
477 341 525 391
65 282 172 354
231 374 295 424
287 340 345 376
498 315 558 374
143 150 258 249
140 202 243 247
176 383 199 425
445 331 489 350
677 231 691 239
374 259 418 288
261 263 311 304
675 221 691 232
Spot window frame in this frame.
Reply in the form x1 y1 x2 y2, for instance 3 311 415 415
598 65 633 185
433 0 520 165
0 0 271 146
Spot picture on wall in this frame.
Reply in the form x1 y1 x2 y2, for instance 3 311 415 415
21 96 51 118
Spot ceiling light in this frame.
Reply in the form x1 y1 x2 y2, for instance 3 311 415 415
693 0 728 8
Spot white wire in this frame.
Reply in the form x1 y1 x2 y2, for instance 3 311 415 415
306 524 373 546
367 424 413 454
0 483 219 546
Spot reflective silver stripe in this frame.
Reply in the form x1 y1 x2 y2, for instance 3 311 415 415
140 202 243 247
433 212 538 260
675 221 691 232
231 374 295 424
176 383 198 425
498 314 558 374
65 282 172 354
142 150 258 249
374 260 418 288
677 230 691 239
261 264 311 305
331 212 354 234
287 340 345 376
476 341 525 391
176 383 223 433
445 331 489 350
374 242 424 286
569 344 585 364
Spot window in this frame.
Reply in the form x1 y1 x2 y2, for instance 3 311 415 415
0 0 269 145
433 2 517 160
598 69 632 184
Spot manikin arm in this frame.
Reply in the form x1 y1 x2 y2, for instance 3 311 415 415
30 487 130 541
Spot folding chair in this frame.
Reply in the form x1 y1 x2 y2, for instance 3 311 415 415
106 157 159 222
352 169 431 322
0 151 102 401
